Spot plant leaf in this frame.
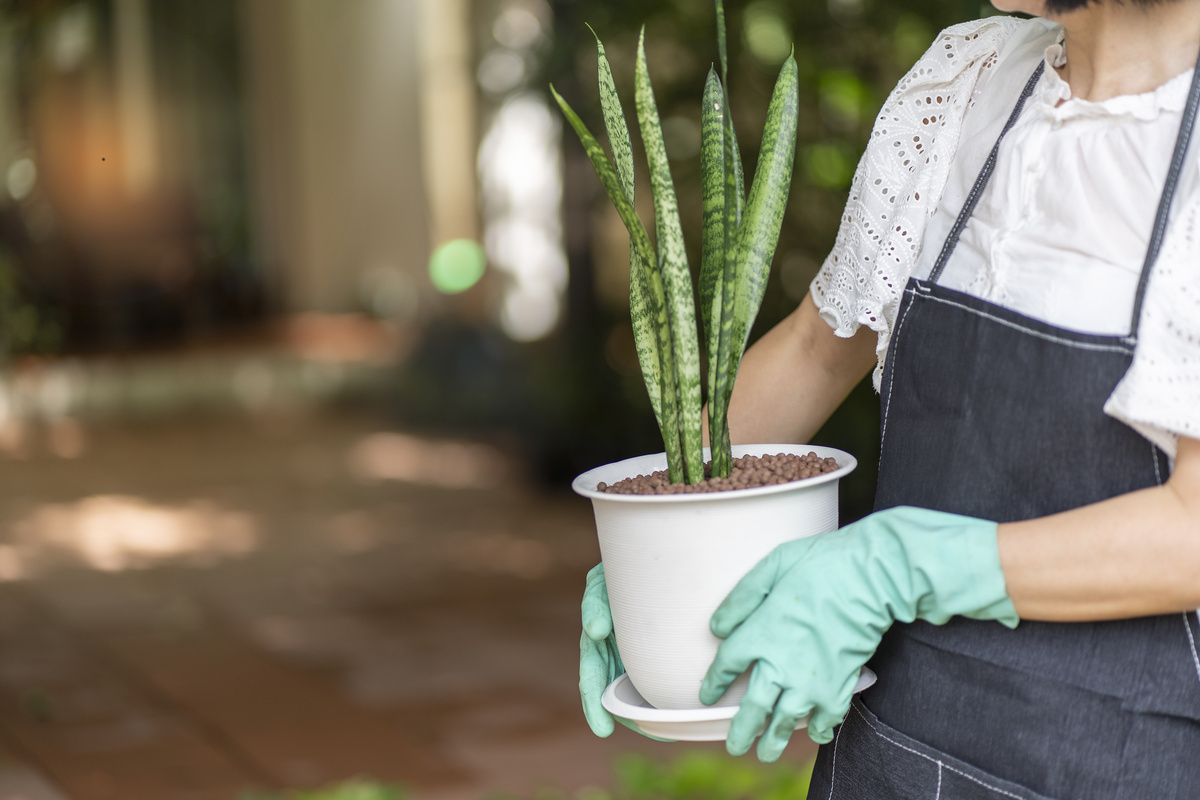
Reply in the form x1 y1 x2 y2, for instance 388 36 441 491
731 117 745 221
589 26 666 436
550 86 658 319
551 84 685 481
699 67 725 365
635 28 704 484
709 54 797 479
709 54 745 478
699 66 732 475
589 25 635 200
730 52 799 362
715 0 744 235
713 0 744 219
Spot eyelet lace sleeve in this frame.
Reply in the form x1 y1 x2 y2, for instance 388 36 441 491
1104 178 1200 461
810 16 1026 389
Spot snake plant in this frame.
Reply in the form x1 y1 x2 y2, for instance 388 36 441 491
552 0 798 483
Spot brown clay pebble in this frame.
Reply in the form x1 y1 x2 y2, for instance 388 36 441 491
598 452 840 495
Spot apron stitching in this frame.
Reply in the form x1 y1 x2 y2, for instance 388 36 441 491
880 288 920 457
1183 612 1200 687
935 761 944 800
1152 442 1163 486
850 703 1032 800
826 711 847 800
915 293 1135 354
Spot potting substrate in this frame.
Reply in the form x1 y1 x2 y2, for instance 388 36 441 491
596 452 840 495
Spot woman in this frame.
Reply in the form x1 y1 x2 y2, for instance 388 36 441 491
579 0 1200 796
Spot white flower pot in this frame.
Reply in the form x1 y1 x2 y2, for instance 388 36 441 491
572 444 856 710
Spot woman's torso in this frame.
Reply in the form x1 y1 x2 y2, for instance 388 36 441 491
913 34 1196 337
853 28 1200 800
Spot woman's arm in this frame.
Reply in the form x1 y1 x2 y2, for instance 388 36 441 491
999 435 1200 620
710 292 877 446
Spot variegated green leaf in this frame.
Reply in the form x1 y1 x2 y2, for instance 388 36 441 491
589 25 634 200
699 67 732 476
713 0 743 220
550 86 658 319
714 0 747 212
589 27 667 440
731 117 745 219
699 67 725 362
635 28 704 484
714 0 743 222
709 54 796 479
551 85 685 481
709 59 744 478
730 52 799 363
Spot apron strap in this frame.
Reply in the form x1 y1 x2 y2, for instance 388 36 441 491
927 63 1045 285
1130 48 1200 340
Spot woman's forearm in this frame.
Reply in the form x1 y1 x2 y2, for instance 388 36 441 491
999 436 1200 621
715 292 877 446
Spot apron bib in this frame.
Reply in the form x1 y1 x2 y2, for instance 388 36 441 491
809 56 1200 800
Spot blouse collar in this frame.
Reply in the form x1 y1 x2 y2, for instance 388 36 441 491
1036 40 1193 122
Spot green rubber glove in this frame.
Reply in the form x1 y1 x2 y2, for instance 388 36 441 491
580 563 624 736
579 563 674 742
699 506 1019 762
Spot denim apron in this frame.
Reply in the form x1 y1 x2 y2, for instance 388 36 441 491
808 58 1200 800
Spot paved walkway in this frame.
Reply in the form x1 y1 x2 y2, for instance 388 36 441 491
0 410 815 800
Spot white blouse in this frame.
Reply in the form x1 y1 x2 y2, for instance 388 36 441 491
810 16 1200 459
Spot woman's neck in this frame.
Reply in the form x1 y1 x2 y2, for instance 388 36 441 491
1055 2 1200 101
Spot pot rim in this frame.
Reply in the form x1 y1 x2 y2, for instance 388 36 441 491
571 444 857 504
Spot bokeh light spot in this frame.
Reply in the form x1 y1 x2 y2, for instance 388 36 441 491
429 239 487 294
803 141 856 189
6 158 36 201
478 49 527 95
744 2 792 64
493 6 543 50
819 70 872 132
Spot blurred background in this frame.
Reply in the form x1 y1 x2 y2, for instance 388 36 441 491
0 0 1001 798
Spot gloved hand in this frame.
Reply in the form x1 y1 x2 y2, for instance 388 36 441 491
579 562 624 736
579 563 674 741
699 506 1019 762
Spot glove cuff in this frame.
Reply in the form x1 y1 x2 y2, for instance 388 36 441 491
886 507 1020 629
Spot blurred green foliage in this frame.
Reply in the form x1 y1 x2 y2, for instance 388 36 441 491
484 752 815 800
236 752 813 800
241 779 406 800
608 752 814 800
0 250 63 358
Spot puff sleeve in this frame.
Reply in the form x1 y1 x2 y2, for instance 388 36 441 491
1105 173 1200 461
809 16 1027 389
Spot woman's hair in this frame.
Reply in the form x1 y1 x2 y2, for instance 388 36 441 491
1044 0 1178 11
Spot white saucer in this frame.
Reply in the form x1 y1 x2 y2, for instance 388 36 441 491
601 668 877 742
